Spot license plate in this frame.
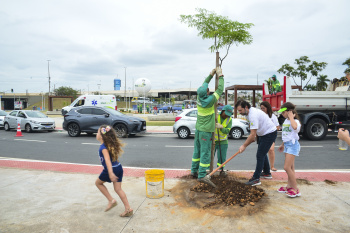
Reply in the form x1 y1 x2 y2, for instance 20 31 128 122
143 126 146 130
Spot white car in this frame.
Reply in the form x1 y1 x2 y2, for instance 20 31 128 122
173 108 250 139
4 110 55 132
0 110 8 128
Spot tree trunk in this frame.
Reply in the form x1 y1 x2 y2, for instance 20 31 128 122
210 52 220 172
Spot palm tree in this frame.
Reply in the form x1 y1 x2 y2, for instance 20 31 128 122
316 75 330 91
303 84 317 91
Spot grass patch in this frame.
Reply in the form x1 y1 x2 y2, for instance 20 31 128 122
146 121 174 126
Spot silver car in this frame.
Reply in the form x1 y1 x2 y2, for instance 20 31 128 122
0 110 7 128
173 108 250 139
4 110 55 132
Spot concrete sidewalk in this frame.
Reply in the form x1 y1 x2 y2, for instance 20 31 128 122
1 159 350 232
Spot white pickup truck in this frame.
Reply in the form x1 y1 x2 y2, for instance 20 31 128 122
263 76 350 140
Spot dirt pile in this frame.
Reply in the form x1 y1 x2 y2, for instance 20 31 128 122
182 174 266 209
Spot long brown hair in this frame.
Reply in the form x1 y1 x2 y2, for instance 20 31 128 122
99 125 124 162
280 102 300 121
260 101 273 118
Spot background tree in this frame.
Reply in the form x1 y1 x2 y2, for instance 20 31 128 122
54 86 79 98
316 75 330 91
180 8 254 172
277 56 327 90
303 84 317 91
342 57 350 74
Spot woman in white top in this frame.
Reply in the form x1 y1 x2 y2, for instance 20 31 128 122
260 101 280 171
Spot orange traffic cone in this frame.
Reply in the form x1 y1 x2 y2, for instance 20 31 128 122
15 123 23 137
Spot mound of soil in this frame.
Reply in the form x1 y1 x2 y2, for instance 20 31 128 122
188 175 266 208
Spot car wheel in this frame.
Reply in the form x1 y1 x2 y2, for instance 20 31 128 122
67 123 81 137
4 123 10 131
114 124 128 138
177 127 190 139
25 124 32 133
230 127 243 139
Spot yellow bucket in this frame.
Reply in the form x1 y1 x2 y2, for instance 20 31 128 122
145 169 165 199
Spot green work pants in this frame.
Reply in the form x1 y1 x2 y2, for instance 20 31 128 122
191 130 212 179
215 143 228 170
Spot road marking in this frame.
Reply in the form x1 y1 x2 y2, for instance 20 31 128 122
165 145 194 148
82 143 100 145
14 139 46 143
275 146 323 148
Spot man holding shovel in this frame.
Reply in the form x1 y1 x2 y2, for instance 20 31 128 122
235 100 277 186
214 105 233 176
191 67 225 183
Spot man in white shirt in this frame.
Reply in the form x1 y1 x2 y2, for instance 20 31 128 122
235 100 278 186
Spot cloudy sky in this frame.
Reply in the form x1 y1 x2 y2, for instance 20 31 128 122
1 0 349 94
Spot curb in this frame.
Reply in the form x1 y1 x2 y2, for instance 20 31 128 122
1 159 350 182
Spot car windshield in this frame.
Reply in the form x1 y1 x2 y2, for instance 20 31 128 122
0 111 7 116
25 111 47 118
104 108 125 116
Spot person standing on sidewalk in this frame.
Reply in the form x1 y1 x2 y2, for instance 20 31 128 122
235 100 277 186
260 101 280 171
214 105 233 176
191 67 225 183
277 102 301 198
95 125 133 217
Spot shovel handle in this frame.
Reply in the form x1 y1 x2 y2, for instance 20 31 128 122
208 150 240 177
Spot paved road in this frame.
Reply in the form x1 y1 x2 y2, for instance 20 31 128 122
1 129 349 170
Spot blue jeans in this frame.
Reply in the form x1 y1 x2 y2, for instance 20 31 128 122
253 130 277 179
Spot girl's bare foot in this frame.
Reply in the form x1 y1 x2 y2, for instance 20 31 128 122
105 199 117 212
271 167 277 171
120 208 133 217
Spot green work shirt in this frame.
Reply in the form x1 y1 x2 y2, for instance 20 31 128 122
215 114 232 145
196 75 224 133
272 79 282 92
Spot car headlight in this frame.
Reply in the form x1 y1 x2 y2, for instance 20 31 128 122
30 120 39 124
128 119 139 123
240 120 249 126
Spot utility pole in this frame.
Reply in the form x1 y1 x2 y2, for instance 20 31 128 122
124 67 127 104
47 60 51 95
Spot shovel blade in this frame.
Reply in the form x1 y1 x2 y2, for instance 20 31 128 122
198 176 216 188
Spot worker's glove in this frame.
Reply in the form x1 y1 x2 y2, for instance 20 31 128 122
210 68 216 76
216 123 224 129
216 67 223 77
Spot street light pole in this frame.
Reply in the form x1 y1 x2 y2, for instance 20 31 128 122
47 60 51 95
124 67 127 108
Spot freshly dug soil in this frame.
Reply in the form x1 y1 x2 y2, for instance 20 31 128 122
184 174 266 209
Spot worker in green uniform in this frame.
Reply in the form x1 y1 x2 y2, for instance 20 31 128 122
214 105 233 177
146 104 150 113
191 67 225 182
271 74 282 94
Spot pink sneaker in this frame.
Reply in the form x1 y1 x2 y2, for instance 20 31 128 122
286 188 301 198
277 187 291 193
